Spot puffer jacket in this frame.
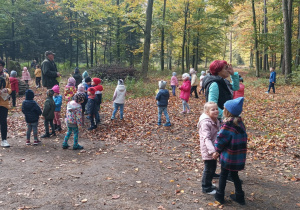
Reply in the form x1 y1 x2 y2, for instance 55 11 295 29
53 95 62 112
34 68 42 77
191 73 198 86
42 96 55 120
0 72 12 109
156 89 169 107
170 76 178 86
65 100 82 128
179 80 191 102
197 113 220 160
9 77 19 92
22 90 42 123
113 85 126 104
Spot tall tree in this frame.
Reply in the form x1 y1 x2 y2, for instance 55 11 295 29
142 0 154 78
263 0 268 71
252 0 260 77
160 0 167 71
181 1 189 74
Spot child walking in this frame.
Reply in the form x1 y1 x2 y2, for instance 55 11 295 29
170 72 178 96
86 87 97 130
22 89 42 145
179 73 191 113
34 64 42 88
52 85 62 131
22 67 31 84
155 80 171 126
214 97 247 205
233 75 245 99
111 79 126 120
190 68 199 98
266 67 276 94
64 77 77 103
9 70 19 107
63 93 85 150
197 102 220 194
41 89 56 138
199 71 206 95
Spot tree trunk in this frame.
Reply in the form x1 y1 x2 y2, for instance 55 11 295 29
250 49 254 67
11 0 16 61
168 34 173 70
252 0 260 77
160 0 167 71
181 1 189 74
141 0 154 78
229 31 232 64
90 31 94 67
263 0 268 71
69 9 73 67
116 0 121 63
85 32 89 67
295 6 300 67
95 31 97 66
194 32 199 71
75 12 79 67
282 0 293 82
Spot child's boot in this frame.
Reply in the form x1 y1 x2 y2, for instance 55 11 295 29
230 191 245 205
50 131 56 136
73 144 84 150
62 141 70 149
41 133 50 138
54 124 57 131
164 122 171 127
215 191 225 204
57 125 62 131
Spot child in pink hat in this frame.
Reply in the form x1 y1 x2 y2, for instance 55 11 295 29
64 77 77 103
22 67 31 84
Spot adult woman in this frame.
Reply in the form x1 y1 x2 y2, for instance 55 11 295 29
0 60 11 147
202 60 240 119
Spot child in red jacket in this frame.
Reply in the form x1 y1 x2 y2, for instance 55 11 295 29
179 73 191 114
9 70 19 107
92 78 103 124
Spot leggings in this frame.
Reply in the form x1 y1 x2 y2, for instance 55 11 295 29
181 99 190 112
53 111 61 125
27 122 38 140
0 106 8 140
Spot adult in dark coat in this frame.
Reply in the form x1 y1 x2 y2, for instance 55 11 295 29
41 51 61 89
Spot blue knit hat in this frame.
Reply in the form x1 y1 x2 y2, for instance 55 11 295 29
224 97 244 116
10 70 17 78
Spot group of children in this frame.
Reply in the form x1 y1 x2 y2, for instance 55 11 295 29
21 69 126 150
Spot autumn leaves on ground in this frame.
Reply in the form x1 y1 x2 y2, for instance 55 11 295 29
1 68 300 210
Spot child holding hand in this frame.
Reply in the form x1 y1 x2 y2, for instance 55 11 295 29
197 102 219 194
179 73 191 113
214 97 247 205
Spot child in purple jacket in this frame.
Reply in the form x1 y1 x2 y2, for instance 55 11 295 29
197 102 219 194
214 97 247 205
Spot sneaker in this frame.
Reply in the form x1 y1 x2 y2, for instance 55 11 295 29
181 111 186 114
213 173 220 179
41 133 50 138
88 125 97 131
157 122 161 126
1 140 10 147
206 189 216 195
73 144 84 150
26 140 31 145
164 122 171 127
265 91 269 94
187 109 190 113
111 117 115 120
33 140 39 145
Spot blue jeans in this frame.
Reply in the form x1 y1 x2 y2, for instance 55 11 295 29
158 106 170 123
111 103 124 119
182 99 190 112
171 85 176 96
268 82 275 93
27 122 38 140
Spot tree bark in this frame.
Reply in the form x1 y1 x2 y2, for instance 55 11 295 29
181 1 189 74
160 0 166 71
252 0 260 77
11 0 16 61
116 0 121 63
141 0 154 78
229 31 232 64
263 0 268 71
295 6 300 67
90 31 94 67
85 33 89 67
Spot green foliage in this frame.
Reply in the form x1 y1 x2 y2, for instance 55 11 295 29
126 78 158 98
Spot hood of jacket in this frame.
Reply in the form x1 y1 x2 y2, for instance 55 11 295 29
25 89 34 100
116 85 126 92
67 100 81 111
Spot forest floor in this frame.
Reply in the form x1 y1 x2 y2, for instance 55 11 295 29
0 69 299 210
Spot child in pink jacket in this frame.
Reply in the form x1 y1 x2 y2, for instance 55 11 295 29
197 101 220 195
170 72 178 96
22 67 31 84
179 73 191 113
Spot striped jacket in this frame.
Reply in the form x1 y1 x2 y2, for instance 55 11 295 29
215 117 247 171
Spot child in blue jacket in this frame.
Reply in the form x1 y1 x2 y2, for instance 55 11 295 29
22 89 42 145
266 67 276 94
52 85 62 131
156 81 171 127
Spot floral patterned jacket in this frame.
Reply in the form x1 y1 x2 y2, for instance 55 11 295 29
64 85 77 103
65 100 82 128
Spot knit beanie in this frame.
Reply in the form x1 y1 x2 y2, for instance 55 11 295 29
85 77 91 83
47 89 54 97
25 89 34 100
224 97 244 116
201 71 205 75
52 85 60 94
158 80 167 89
118 79 124 85
92 78 101 85
74 93 86 103
182 73 190 80
88 87 95 95
23 67 28 71
10 70 17 78
82 71 89 79
189 68 195 74
77 83 85 93
172 72 177 76
67 77 76 86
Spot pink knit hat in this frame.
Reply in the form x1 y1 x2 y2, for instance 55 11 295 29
52 85 60 94
67 77 76 86
23 67 28 71
77 83 85 93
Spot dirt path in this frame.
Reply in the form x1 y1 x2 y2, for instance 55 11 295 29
1 77 299 209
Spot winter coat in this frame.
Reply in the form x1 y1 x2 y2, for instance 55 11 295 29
65 100 82 128
64 85 77 103
94 85 103 105
233 83 245 99
112 85 126 104
215 117 248 171
170 76 178 86
156 89 169 107
199 75 205 87
22 90 42 123
86 97 98 116
41 58 58 88
42 96 55 120
22 70 31 81
53 95 62 112
73 72 83 87
0 72 12 109
202 72 239 118
191 73 198 86
179 80 191 102
269 71 276 83
197 113 220 160
34 68 42 78
9 77 19 93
